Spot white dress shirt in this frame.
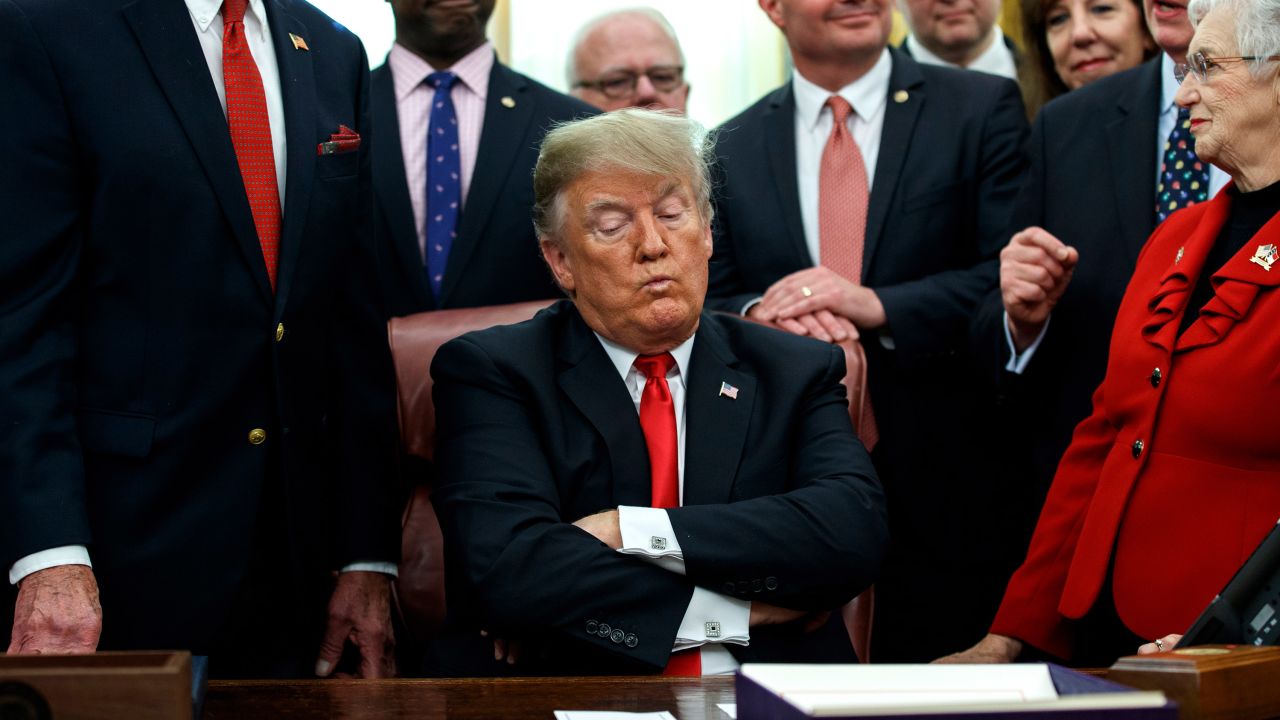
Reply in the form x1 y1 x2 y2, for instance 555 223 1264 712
389 40 493 261
1002 53 1233 373
903 27 1018 81
10 0 397 585
594 333 751 677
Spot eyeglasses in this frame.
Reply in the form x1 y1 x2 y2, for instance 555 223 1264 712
574 65 685 99
1174 51 1280 83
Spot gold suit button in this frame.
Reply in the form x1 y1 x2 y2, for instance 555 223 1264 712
275 323 285 342
1132 439 1144 458
248 428 267 445
1150 367 1162 388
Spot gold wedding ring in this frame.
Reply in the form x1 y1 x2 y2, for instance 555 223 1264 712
801 286 813 298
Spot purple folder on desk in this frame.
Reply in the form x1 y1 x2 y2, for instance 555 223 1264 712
735 663 1177 719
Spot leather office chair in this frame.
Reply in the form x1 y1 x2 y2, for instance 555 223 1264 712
387 301 877 661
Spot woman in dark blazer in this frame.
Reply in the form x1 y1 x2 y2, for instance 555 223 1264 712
944 0 1280 664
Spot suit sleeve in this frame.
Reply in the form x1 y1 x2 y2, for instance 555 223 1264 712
431 336 697 670
706 153 762 315
669 344 888 610
876 79 1028 359
0 0 93 570
326 38 403 567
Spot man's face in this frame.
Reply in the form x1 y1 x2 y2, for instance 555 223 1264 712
760 0 894 66
901 0 1000 62
387 0 496 60
541 169 712 354
573 16 689 113
1142 0 1194 62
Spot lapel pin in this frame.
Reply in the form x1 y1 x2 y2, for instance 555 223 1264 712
719 381 739 400
1250 243 1277 271
500 96 516 109
289 33 309 51
1176 246 1184 264
893 90 909 103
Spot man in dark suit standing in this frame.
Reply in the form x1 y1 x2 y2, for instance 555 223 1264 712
428 109 888 676
706 0 1027 661
1 0 401 677
963 0 1228 615
375 0 596 317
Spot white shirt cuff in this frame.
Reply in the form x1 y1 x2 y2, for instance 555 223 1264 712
617 505 685 575
10 546 92 585
341 561 399 578
740 297 764 317
699 643 740 675
1003 310 1051 374
674 587 750 650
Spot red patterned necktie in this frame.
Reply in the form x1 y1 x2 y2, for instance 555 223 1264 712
223 0 281 290
818 96 879 451
633 353 701 676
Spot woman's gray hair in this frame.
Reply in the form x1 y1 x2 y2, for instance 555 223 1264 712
1187 0 1280 76
532 108 715 244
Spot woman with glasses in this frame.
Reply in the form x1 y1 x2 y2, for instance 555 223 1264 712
943 0 1280 665
1019 0 1158 117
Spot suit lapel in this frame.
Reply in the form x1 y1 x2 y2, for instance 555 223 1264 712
441 61 537 305
762 86 813 266
682 317 755 506
123 0 273 305
1107 58 1162 265
864 49 925 279
373 64 436 310
556 310 653 508
266 0 315 316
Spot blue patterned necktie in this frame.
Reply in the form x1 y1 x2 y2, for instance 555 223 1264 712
1156 106 1210 224
425 71 461 299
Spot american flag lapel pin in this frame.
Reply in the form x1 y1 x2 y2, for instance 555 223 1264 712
289 33 309 51
719 381 739 400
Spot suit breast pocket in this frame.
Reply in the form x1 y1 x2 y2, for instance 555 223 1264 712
315 150 358 180
78 408 156 458
902 182 961 214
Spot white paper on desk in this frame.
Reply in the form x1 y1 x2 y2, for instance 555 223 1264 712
716 702 737 718
552 707 680 712
740 664 1167 716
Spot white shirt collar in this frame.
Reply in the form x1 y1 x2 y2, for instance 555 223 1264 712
792 48 892 131
904 27 1016 79
390 40 495 104
1160 53 1180 115
595 330 696 385
186 0 269 41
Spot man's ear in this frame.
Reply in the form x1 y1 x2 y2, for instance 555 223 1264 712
540 237 576 294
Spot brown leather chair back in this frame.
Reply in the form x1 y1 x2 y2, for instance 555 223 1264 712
387 303 875 661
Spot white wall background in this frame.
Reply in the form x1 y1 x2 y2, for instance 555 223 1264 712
311 0 789 128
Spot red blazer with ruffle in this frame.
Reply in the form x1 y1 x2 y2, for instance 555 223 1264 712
991 185 1280 659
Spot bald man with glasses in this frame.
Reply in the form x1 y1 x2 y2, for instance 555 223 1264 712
569 8 690 113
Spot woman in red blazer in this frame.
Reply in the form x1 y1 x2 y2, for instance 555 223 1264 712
943 0 1280 664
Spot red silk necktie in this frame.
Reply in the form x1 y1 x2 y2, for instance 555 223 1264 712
818 96 879 451
633 353 700 676
223 0 281 290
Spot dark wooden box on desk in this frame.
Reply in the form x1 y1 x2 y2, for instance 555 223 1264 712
1109 645 1280 720
0 651 191 720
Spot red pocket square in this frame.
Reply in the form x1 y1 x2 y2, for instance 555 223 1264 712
317 125 360 155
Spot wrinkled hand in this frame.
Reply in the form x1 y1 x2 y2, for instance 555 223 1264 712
1137 634 1183 655
7 565 101 655
934 633 1022 663
1000 227 1078 351
749 602 830 634
573 510 622 550
753 267 885 337
315 571 396 678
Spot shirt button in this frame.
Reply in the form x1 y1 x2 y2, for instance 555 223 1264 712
1132 439 1145 458
1149 367 1162 388
248 428 267 445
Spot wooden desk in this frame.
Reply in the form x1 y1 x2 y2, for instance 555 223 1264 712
205 676 736 719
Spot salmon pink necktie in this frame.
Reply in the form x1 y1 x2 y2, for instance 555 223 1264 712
223 0 281 290
633 353 701 676
819 96 878 451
